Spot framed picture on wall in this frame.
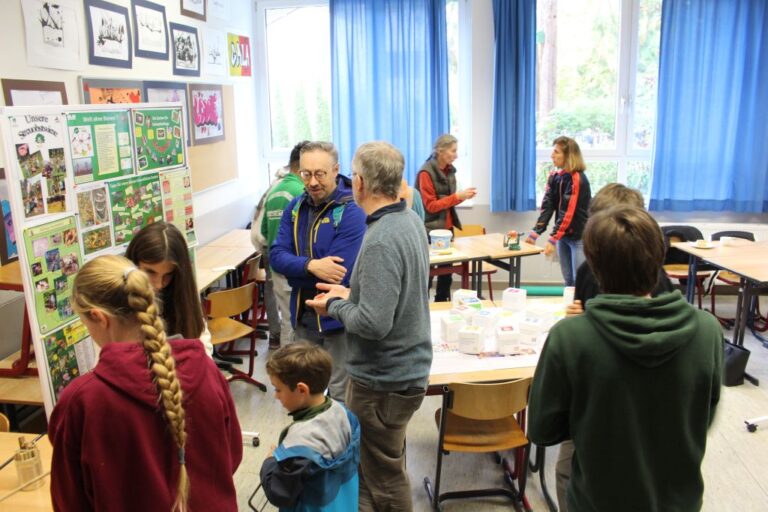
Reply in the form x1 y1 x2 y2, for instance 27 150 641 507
131 0 168 60
80 77 143 104
188 83 225 145
2 79 69 106
169 23 200 77
180 0 206 22
84 0 133 69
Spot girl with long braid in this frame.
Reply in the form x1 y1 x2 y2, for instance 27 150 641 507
49 255 242 511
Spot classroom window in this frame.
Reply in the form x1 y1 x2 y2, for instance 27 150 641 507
446 0 472 189
535 0 661 203
255 1 331 177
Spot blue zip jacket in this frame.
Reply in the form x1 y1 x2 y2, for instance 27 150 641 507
270 175 366 332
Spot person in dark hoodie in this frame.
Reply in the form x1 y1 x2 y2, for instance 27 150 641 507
529 205 723 512
270 141 367 402
49 255 242 512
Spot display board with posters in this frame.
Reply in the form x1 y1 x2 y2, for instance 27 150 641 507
0 102 193 416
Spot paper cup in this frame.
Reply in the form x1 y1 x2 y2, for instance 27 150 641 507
563 286 575 305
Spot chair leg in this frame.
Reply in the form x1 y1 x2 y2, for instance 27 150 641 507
487 273 494 301
226 334 267 392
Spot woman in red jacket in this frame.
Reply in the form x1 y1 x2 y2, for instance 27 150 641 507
49 255 242 511
525 136 591 286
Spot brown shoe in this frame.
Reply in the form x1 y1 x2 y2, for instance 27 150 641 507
268 335 281 350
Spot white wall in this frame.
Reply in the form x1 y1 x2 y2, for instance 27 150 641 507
0 0 266 245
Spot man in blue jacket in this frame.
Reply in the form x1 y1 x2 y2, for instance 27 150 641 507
270 141 366 402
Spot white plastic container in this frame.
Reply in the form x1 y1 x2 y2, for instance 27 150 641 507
472 309 498 335
519 318 544 344
460 297 483 311
502 288 527 311
441 314 466 343
452 288 478 307
458 325 485 354
451 305 477 322
429 229 453 250
496 325 520 355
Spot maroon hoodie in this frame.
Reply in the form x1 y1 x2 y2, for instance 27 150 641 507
49 339 242 511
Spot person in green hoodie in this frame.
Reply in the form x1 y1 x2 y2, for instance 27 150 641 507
529 204 723 512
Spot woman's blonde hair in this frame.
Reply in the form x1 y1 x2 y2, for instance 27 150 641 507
553 136 586 172
72 255 189 511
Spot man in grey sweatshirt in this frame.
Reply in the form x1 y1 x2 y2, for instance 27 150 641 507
306 141 432 512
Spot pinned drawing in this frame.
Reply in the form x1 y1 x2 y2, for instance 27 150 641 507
188 84 224 145
132 0 169 60
203 28 227 76
21 0 83 70
170 23 200 77
84 0 133 68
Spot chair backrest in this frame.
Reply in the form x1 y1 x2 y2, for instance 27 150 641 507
711 230 755 242
0 412 9 432
447 378 531 421
454 224 486 238
662 225 704 265
207 282 256 318
242 255 262 283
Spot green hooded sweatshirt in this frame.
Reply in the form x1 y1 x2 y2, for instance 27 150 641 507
529 291 723 512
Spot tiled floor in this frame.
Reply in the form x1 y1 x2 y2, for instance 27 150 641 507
229 295 768 511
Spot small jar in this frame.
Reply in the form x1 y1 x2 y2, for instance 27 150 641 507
15 437 45 491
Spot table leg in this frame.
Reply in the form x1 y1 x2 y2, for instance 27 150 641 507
685 254 697 304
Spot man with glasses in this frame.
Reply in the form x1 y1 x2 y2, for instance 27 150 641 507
270 141 366 402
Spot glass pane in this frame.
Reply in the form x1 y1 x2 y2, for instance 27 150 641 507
626 160 652 199
536 0 620 149
632 0 662 149
446 0 459 136
265 7 331 150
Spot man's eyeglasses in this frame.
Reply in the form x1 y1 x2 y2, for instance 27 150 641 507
299 170 329 181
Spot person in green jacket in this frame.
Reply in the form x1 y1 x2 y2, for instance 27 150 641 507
258 141 309 346
529 204 723 512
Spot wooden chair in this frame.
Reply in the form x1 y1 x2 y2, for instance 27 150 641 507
455 224 498 300
662 225 711 309
205 282 267 391
0 413 9 432
424 378 532 511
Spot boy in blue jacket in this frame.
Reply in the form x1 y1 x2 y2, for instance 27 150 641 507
270 141 367 401
261 344 360 511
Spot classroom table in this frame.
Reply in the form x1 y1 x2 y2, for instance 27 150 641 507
452 233 543 293
194 236 259 293
673 239 768 385
427 299 558 511
0 432 52 511
0 261 36 378
203 229 252 249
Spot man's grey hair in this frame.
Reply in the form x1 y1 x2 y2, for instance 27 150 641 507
432 133 457 153
352 141 404 199
300 141 339 164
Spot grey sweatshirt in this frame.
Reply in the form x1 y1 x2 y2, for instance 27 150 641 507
328 201 433 391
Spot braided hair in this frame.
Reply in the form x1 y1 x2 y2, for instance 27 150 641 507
72 255 189 511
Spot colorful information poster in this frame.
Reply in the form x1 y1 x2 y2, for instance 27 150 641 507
160 168 197 245
76 182 114 258
108 173 163 246
43 319 96 401
8 113 69 219
227 33 252 76
132 108 185 173
67 110 134 184
22 216 82 334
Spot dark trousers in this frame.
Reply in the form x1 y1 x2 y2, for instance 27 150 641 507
433 272 452 302
346 379 426 512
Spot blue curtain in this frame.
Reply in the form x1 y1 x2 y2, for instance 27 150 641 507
330 0 449 182
650 0 768 212
489 0 537 212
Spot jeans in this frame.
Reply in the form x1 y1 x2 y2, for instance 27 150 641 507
557 236 585 287
346 379 425 512
293 314 348 402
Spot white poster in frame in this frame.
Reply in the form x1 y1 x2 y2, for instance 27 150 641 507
131 0 169 60
169 22 200 77
208 0 230 21
202 28 227 77
21 0 83 71
84 0 133 69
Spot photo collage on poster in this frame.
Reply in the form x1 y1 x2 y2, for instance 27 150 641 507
67 110 134 184
76 182 113 257
8 114 69 219
108 173 163 246
43 319 96 401
22 216 81 335
161 167 197 245
133 107 185 172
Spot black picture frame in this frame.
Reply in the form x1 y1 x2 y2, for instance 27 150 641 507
131 0 168 60
169 22 200 77
84 0 133 69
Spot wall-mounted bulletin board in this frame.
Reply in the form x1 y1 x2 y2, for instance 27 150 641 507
0 102 198 415
187 84 237 192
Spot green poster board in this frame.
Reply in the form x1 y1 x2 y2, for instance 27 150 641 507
133 107 185 173
67 110 134 184
22 216 82 334
43 319 96 401
160 167 197 245
108 173 163 246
